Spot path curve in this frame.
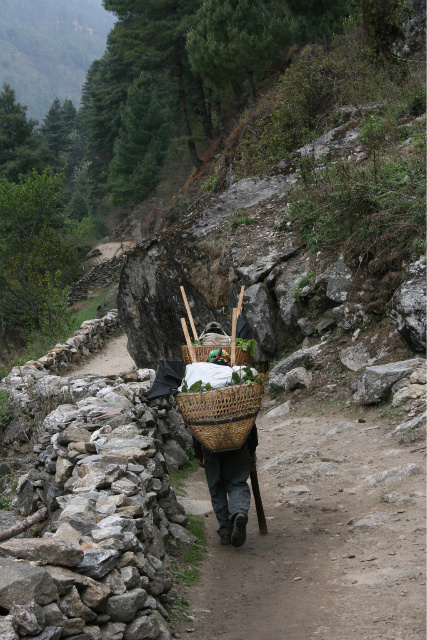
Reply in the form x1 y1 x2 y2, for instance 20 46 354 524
70 333 135 376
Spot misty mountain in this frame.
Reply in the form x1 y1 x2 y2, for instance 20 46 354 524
0 0 115 123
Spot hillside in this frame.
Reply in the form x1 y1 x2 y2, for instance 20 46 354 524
0 0 115 123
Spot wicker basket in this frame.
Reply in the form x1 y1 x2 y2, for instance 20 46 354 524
181 345 250 365
176 382 263 453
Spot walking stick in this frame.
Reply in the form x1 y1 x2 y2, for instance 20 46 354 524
250 460 268 535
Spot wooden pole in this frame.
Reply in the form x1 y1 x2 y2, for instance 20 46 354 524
237 285 245 316
181 318 196 363
0 507 48 543
180 286 198 342
231 307 237 365
250 464 268 535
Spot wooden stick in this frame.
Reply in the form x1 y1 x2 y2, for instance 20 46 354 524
180 286 198 342
237 285 245 316
250 464 268 535
231 308 237 365
181 318 196 363
0 507 48 543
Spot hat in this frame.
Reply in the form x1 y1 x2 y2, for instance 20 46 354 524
205 322 224 335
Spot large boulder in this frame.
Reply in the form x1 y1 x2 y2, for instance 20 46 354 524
242 283 277 359
269 347 318 391
389 260 426 353
117 243 215 368
353 358 425 405
326 255 353 303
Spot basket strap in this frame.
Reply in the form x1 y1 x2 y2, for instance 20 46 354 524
184 411 258 426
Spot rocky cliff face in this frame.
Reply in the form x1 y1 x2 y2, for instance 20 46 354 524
117 116 425 370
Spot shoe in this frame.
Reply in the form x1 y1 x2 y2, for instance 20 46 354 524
220 534 231 546
231 513 247 547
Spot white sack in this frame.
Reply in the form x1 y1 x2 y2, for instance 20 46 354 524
180 363 258 391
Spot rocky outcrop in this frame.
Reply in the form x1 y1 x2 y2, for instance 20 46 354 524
353 358 425 405
389 259 426 353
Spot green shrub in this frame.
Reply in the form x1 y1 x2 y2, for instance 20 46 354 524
0 390 11 430
228 216 255 230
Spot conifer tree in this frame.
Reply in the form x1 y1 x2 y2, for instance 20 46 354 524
0 83 52 181
107 74 171 203
186 0 284 104
286 0 353 52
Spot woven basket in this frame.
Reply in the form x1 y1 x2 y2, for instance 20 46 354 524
181 345 250 365
176 382 263 453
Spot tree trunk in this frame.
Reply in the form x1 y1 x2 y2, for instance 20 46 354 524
195 75 213 142
247 71 255 106
0 507 48 543
175 45 202 170
231 78 243 99
214 91 226 140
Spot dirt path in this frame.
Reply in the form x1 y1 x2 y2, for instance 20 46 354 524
69 333 135 376
65 333 425 639
179 399 426 640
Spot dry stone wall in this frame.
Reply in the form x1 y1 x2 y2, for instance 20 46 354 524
68 253 131 306
0 315 195 640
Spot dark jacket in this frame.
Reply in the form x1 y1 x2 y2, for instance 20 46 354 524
192 423 258 460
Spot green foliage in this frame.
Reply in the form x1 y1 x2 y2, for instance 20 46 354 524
232 366 263 385
40 97 77 160
228 216 255 230
108 74 171 204
234 34 423 178
0 168 81 339
187 0 285 92
289 129 426 273
0 83 52 182
168 453 200 496
171 515 207 586
294 271 317 304
286 0 354 50
361 0 410 58
236 338 257 357
0 390 11 430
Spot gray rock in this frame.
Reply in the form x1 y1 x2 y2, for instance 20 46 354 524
105 588 148 623
392 383 426 407
0 616 18 640
340 344 372 371
0 462 12 478
389 259 426 352
279 486 311 501
10 602 46 635
354 358 425 404
348 512 391 533
390 411 426 436
315 317 336 335
123 612 159 640
167 522 197 544
265 402 291 419
59 585 86 618
326 255 352 303
297 317 314 336
17 477 38 516
275 265 307 331
162 441 188 469
120 566 140 590
364 463 424 487
42 603 65 627
261 448 320 472
0 538 83 567
0 557 58 608
100 621 126 640
284 367 312 391
77 549 120 579
241 283 277 358
269 348 317 391
332 303 370 332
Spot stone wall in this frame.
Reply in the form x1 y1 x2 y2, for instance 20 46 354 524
68 253 131 306
0 316 195 640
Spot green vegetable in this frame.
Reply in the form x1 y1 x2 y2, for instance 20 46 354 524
236 338 257 357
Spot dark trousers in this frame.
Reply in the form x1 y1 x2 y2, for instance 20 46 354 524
202 444 251 537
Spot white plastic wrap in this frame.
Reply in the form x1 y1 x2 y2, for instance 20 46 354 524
180 363 258 391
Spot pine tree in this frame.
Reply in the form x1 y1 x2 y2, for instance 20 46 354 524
107 74 171 203
103 0 204 169
40 98 65 158
286 0 353 52
0 83 52 182
186 0 284 104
